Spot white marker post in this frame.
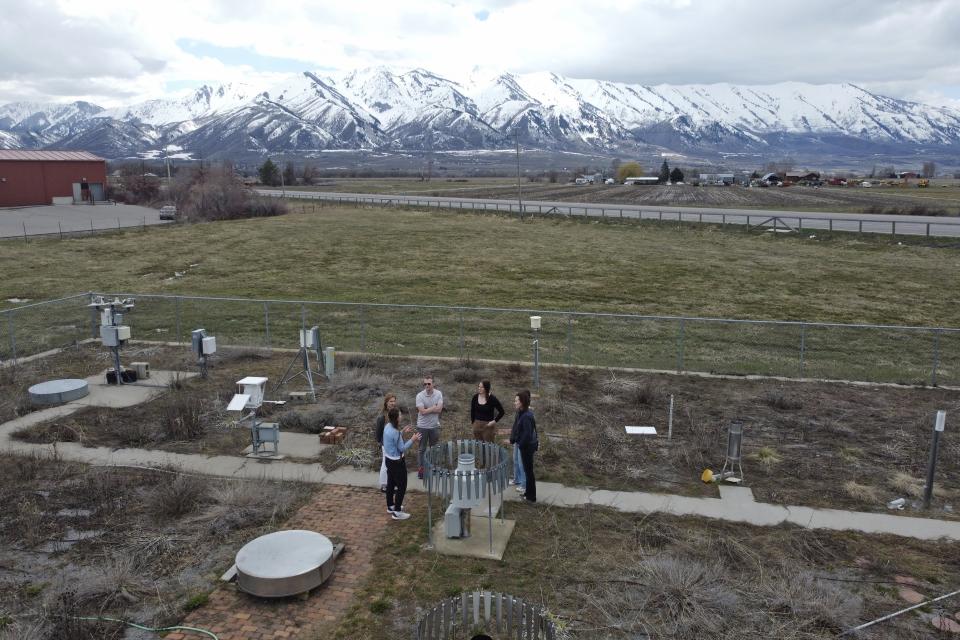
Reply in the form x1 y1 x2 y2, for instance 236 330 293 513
923 410 946 510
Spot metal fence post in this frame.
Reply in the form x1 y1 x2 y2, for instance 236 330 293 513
175 296 182 344
799 323 807 378
566 314 573 365
458 309 464 359
7 311 16 362
360 305 366 353
264 302 271 348
301 303 306 334
89 302 98 339
676 318 686 372
931 329 941 387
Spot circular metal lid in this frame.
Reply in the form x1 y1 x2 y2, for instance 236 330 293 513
236 530 333 579
28 379 89 405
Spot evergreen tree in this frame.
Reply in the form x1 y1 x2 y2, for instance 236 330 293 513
669 167 684 183
283 161 296 186
258 159 280 187
658 160 670 184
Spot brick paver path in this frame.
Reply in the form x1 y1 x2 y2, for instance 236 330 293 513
165 485 393 640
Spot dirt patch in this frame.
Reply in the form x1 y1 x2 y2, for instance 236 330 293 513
0 453 312 639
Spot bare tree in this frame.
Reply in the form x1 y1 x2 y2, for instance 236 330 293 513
922 161 936 178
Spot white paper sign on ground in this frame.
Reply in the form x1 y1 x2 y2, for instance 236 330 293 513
625 426 657 435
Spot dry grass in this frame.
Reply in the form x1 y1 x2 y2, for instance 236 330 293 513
0 455 313 640
751 446 783 466
842 480 881 503
889 472 925 497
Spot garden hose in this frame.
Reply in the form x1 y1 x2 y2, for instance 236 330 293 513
74 616 218 639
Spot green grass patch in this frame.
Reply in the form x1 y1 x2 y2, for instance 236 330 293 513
2 205 958 383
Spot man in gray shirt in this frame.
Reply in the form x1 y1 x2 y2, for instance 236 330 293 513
415 374 443 479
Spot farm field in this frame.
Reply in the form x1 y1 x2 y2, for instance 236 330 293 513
290 177 960 215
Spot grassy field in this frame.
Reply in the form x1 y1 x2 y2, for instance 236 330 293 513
1 204 958 383
279 177 960 214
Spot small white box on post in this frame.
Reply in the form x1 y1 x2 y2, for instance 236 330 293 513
202 336 217 355
236 376 268 410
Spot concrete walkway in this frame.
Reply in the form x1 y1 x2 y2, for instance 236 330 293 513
3 374 960 542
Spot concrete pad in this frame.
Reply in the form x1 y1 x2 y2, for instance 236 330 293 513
74 369 197 408
719 485 756 504
244 452 287 460
430 515 515 561
242 432 328 459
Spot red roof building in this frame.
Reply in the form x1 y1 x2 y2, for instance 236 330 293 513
0 150 107 207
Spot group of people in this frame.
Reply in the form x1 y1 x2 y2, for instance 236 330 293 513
373 374 539 520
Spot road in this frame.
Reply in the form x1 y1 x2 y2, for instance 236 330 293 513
0 203 171 239
260 189 960 238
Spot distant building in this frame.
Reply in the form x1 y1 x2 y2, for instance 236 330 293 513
698 173 735 185
624 176 659 185
0 150 107 207
760 172 782 185
575 173 604 185
896 171 918 179
784 171 821 183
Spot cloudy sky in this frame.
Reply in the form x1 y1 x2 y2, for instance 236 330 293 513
1 0 958 109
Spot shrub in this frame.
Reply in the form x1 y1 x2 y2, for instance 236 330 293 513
762 389 802 410
159 388 205 441
369 598 392 614
147 474 209 518
184 591 210 611
751 446 782 466
842 481 880 503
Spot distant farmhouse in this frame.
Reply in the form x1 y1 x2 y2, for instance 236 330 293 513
784 171 821 184
624 176 659 185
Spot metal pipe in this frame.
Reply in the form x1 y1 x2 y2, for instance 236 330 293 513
840 586 960 636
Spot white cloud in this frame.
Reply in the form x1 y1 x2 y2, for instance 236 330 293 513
0 0 957 108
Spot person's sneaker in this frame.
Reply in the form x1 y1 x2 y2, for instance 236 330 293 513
417 466 424 480
387 506 395 513
515 485 525 493
391 510 411 520
508 479 517 486
380 485 387 493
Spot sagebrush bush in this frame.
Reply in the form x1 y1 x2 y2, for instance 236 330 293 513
148 474 208 519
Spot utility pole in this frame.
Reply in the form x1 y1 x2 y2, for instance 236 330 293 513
279 157 286 198
515 128 523 219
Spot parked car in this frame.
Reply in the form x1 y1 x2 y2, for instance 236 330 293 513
159 205 177 220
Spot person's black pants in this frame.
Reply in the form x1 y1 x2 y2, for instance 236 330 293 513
386 457 408 510
520 445 536 502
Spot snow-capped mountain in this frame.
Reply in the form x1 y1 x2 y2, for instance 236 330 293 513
2 67 959 159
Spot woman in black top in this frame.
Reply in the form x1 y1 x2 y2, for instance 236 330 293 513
470 380 505 443
510 389 538 503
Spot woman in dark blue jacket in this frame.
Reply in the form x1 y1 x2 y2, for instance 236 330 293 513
509 389 538 503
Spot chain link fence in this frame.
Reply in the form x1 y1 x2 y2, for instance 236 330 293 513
2 292 957 387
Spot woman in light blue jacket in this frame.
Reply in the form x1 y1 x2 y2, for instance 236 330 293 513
382 407 421 520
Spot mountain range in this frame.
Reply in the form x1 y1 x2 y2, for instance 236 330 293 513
1 66 959 161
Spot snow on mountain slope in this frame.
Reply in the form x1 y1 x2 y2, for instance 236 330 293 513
2 66 959 157
104 83 258 126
